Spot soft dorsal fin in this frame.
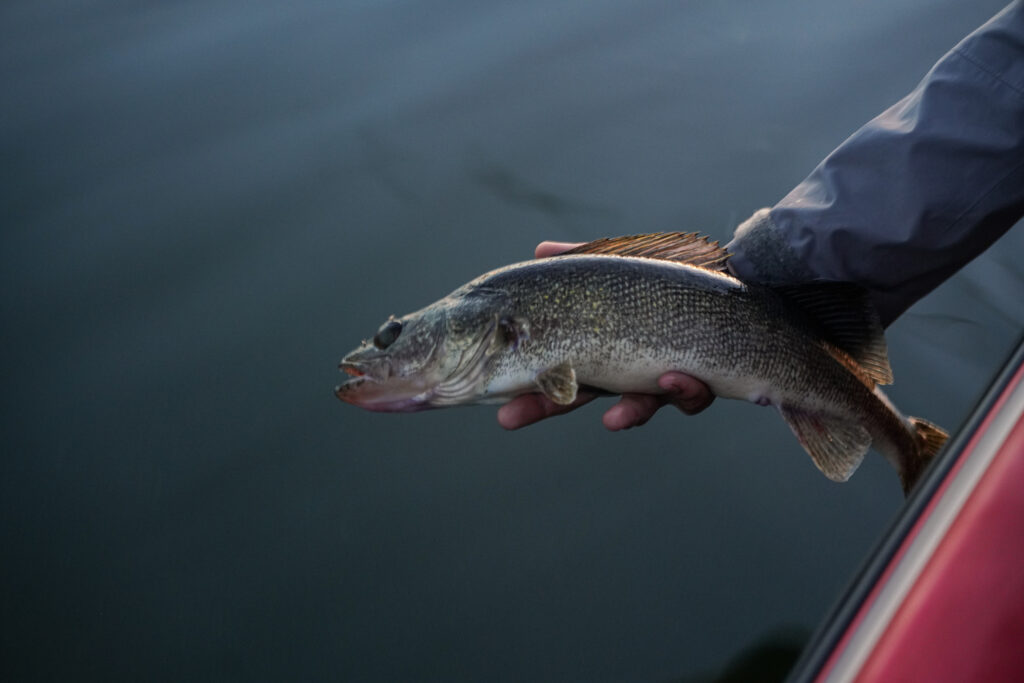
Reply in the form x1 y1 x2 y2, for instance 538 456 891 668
561 232 731 272
822 342 877 390
774 283 894 386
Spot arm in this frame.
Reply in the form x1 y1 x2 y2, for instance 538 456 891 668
500 2 1024 430
728 1 1024 325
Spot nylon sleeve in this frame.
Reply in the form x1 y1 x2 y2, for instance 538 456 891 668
727 1 1024 326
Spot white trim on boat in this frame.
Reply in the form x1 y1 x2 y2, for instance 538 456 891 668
824 372 1024 682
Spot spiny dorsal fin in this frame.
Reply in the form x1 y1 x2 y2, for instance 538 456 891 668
774 283 894 386
561 232 731 272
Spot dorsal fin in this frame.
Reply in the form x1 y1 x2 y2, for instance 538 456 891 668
561 232 731 272
775 283 894 386
822 341 877 390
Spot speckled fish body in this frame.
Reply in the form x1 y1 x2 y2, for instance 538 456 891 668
337 237 946 493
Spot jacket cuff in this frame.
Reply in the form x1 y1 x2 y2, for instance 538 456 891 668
725 208 818 285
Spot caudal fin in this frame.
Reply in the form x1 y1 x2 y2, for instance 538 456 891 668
900 417 949 495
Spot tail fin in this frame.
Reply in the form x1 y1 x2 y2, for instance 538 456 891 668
900 417 949 495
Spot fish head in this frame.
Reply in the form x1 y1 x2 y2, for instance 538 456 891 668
336 292 520 412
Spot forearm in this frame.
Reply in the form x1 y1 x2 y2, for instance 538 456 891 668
728 1 1024 326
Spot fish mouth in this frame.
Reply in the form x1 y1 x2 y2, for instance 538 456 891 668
335 358 381 401
335 358 434 413
339 360 367 378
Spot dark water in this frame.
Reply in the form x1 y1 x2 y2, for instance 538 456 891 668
2 1 1021 681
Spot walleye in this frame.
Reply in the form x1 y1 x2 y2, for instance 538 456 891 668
336 233 947 494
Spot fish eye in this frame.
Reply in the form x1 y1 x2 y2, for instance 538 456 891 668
373 319 403 349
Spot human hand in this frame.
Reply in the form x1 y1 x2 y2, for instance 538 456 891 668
496 241 715 431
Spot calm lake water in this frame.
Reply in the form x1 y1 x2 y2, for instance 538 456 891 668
2 1 1021 681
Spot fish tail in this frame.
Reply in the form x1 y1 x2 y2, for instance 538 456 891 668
900 417 949 495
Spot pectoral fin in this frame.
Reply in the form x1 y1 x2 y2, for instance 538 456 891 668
779 404 871 482
536 362 578 405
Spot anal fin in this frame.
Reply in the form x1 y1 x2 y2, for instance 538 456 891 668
536 362 578 405
779 404 871 482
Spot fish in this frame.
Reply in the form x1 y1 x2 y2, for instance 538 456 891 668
336 233 947 494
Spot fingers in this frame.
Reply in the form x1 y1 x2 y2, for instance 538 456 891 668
535 241 583 259
602 373 714 429
498 391 598 430
658 372 715 415
602 393 666 430
499 373 714 431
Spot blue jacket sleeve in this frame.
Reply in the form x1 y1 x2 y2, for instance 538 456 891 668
727 1 1024 326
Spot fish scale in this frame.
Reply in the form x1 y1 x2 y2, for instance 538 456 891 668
337 234 947 495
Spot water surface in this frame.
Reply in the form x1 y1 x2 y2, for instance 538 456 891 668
2 1 1020 680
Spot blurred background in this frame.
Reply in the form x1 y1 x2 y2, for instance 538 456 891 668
2 1 1021 681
